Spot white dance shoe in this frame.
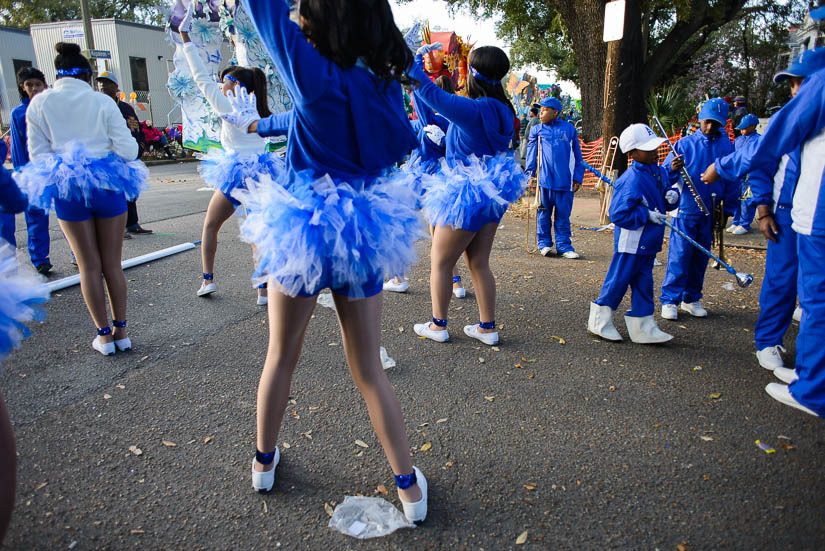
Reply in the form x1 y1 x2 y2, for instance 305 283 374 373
92 336 115 356
793 306 802 322
765 383 819 417
680 301 708 317
399 466 427 524
453 286 466 298
756 345 785 370
587 302 622 341
114 337 132 352
383 279 409 293
463 324 499 346
773 367 798 384
625 315 673 344
661 304 678 320
414 322 449 342
256 295 268 306
197 281 216 296
251 447 280 493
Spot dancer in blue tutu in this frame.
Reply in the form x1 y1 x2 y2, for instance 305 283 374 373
0 146 48 544
15 42 147 356
408 43 527 346
221 0 428 523
178 3 283 305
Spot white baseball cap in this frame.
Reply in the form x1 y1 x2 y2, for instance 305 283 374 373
619 123 667 153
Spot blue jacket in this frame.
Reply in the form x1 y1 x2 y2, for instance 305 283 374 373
610 162 679 255
664 130 738 219
409 92 448 162
243 0 417 180
524 120 584 190
0 140 27 214
10 98 30 168
257 109 293 138
408 57 513 165
734 132 760 184
747 145 801 226
716 67 825 237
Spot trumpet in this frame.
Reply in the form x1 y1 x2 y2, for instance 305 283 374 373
598 136 619 226
526 136 544 253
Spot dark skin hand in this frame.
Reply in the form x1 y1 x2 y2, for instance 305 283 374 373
756 205 780 243
671 155 685 172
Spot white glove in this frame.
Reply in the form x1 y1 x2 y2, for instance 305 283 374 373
648 209 666 225
416 42 443 56
220 87 260 131
179 1 196 33
665 189 679 206
423 124 445 147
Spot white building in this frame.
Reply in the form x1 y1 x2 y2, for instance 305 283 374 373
0 25 38 129
783 13 825 66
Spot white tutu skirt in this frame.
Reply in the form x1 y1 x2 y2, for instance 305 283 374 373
198 149 285 207
0 242 48 367
235 169 427 298
400 155 441 198
16 142 149 212
420 151 527 232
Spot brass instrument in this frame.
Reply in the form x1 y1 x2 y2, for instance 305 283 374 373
526 136 545 253
598 136 619 226
711 193 727 270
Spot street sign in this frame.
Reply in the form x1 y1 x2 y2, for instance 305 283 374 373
62 28 84 40
603 0 626 42
89 50 111 59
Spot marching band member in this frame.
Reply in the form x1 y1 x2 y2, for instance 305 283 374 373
588 124 679 343
727 113 761 235
659 97 738 321
525 96 585 259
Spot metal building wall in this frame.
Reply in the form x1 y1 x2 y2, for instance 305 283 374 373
0 26 38 128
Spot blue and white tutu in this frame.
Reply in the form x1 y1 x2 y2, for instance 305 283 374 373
0 242 48 367
198 149 285 205
235 169 427 298
400 154 441 198
16 141 149 212
420 151 528 232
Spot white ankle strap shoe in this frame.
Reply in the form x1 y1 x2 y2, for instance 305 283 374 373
251 447 280 493
399 466 427 524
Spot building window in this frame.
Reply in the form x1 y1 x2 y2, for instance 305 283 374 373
129 57 149 92
12 59 33 78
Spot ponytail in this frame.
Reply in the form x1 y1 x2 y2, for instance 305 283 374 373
222 65 271 117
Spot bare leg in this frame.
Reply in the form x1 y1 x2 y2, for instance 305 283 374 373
254 285 317 472
463 222 498 332
0 392 16 545
429 225 476 330
59 218 112 343
200 192 237 280
332 292 422 503
95 214 128 340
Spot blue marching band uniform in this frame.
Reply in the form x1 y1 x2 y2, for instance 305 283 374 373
660 98 739 319
525 97 584 257
729 113 761 233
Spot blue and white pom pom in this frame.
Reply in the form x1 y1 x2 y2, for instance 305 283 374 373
0 243 48 366
198 149 285 201
420 151 528 231
16 141 149 212
236 169 427 298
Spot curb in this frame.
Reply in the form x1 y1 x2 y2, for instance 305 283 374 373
144 157 199 167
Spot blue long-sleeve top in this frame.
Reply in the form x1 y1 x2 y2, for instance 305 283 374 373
747 148 801 224
243 0 417 180
609 162 679 255
524 120 585 190
716 66 825 236
409 92 448 162
407 56 513 165
256 109 293 138
0 141 28 214
664 129 738 219
10 98 30 168
733 132 760 183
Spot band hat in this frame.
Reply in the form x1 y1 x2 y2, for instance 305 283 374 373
734 113 759 130
619 123 667 153
538 97 562 112
774 47 825 83
95 70 119 86
698 97 729 125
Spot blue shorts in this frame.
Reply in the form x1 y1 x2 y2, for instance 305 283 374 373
222 190 241 209
292 273 384 299
53 189 128 222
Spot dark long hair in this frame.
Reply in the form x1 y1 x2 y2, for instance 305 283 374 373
16 66 46 100
220 66 271 117
54 42 92 83
466 46 515 116
297 0 412 84
434 75 455 95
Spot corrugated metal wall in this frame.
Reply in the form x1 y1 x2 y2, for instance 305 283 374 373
0 26 38 128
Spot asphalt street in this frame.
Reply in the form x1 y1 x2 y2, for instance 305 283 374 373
1 162 823 550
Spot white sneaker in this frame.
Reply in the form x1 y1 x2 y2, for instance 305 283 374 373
383 279 409 293
756 345 786 370
453 286 466 298
463 324 499 346
251 447 280 493
413 322 449 342
540 247 553 257
399 466 427 524
653 258 663 267
773 367 798 384
561 250 580 259
725 225 737 234
661 304 678 320
765 383 820 417
197 281 216 296
92 336 115 356
793 306 802 322
730 225 748 235
680 301 708 317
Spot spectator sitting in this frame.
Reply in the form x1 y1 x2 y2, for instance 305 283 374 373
141 121 176 160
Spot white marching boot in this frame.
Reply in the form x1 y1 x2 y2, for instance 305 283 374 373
625 315 673 344
587 302 622 341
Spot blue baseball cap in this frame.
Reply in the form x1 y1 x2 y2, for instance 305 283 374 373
811 4 825 20
95 70 119 86
698 98 729 125
735 114 759 130
538 97 562 112
774 47 825 83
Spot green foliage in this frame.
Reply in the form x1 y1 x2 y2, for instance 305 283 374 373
645 84 696 135
0 0 167 29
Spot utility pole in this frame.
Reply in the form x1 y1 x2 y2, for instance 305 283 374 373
79 0 95 50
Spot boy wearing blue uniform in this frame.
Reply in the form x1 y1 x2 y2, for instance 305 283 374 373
0 67 52 275
727 113 761 234
660 98 739 321
589 124 679 343
525 96 584 259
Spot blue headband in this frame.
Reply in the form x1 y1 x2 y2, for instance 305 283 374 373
223 74 247 90
57 68 91 77
469 64 499 85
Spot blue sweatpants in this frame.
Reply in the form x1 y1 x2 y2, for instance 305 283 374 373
789 233 825 417
660 216 712 305
595 253 656 316
731 183 756 228
536 188 574 253
754 213 797 349
0 208 51 266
